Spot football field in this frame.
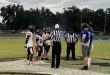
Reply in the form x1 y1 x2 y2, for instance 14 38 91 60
0 38 110 74
0 39 110 59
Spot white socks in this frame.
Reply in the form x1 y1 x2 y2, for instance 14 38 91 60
88 58 91 68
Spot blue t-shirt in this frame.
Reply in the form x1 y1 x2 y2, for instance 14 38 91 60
80 28 90 43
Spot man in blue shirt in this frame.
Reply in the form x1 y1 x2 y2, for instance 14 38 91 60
80 23 91 70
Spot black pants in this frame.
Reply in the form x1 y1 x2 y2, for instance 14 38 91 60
51 41 61 68
66 43 75 60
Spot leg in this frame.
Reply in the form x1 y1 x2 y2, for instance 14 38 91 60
27 47 31 65
38 47 43 61
42 43 47 60
30 47 34 61
27 47 30 61
46 45 50 60
56 42 61 68
51 43 56 68
71 43 75 60
66 43 70 60
81 46 89 70
35 45 38 61
87 46 92 68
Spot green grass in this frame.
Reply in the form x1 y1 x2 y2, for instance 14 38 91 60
0 39 26 59
0 39 110 74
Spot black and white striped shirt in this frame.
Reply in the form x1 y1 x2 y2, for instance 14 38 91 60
65 33 78 43
49 30 61 42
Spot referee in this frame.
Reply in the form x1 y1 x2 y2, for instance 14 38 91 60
65 28 78 60
45 24 61 69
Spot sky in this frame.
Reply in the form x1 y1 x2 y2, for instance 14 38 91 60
0 0 110 22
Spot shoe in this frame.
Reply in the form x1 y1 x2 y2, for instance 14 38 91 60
38 60 45 64
41 61 46 64
73 58 76 61
46 58 49 60
36 61 40 64
30 61 33 66
51 66 55 69
43 60 46 63
38 61 42 64
80 66 88 70
27 60 30 65
56 66 59 69
51 68 55 70
55 67 59 69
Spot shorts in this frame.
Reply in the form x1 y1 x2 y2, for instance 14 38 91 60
88 46 92 57
43 43 50 53
35 45 39 52
81 45 90 57
45 45 50 53
38 46 43 56
27 47 34 55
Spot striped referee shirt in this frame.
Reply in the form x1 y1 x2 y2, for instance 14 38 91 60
65 33 78 43
49 30 61 42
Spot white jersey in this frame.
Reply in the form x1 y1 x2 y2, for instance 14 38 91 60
46 33 51 45
35 35 43 47
26 31 33 47
42 33 51 45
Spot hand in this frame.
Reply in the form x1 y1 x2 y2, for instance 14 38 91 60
24 44 27 48
80 43 84 46
43 40 46 43
91 44 94 51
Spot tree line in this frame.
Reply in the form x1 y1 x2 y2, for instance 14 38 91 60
0 4 110 33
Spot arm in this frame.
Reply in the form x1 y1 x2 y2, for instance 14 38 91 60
43 37 51 43
24 35 30 48
81 34 86 43
65 37 68 44
43 31 53 42
65 34 68 44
